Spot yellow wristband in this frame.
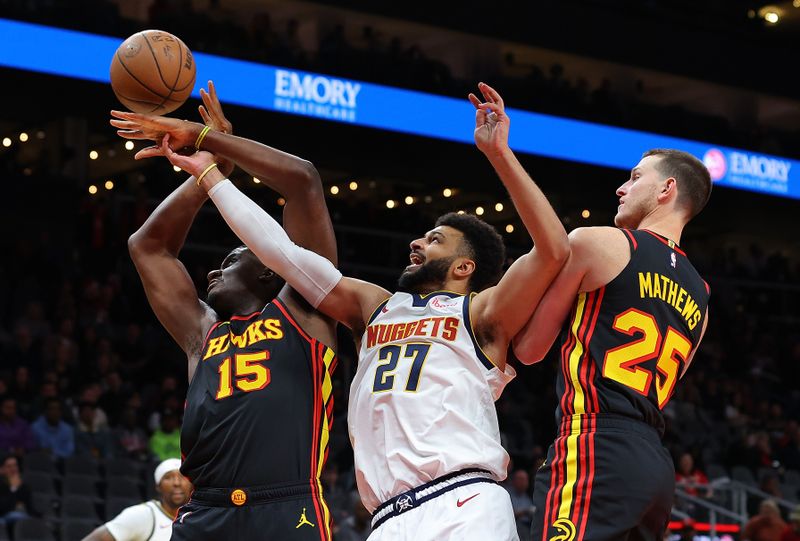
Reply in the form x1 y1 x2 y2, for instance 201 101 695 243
195 162 219 187
195 125 211 150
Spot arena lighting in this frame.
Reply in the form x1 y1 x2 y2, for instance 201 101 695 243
19 132 28 142
581 209 591 218
443 188 453 197
423 195 433 203
404 196 415 205
277 197 286 206
124 141 134 150
475 206 484 215
1 18 798 200
88 185 98 194
765 10 780 23
253 177 261 184
505 224 514 233
330 185 339 194
36 131 45 139
2 137 10 147
104 180 114 190
173 165 181 172
494 202 504 212
89 150 98 160
758 5 782 23
457 210 465 215
794 0 800 8
386 199 396 208
349 181 358 190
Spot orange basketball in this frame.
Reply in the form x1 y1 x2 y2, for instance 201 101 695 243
110 30 196 114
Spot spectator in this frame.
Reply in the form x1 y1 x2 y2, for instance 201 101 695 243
75 401 113 458
111 406 149 460
782 505 800 541
0 454 33 528
0 398 36 455
743 499 787 541
675 451 711 497
31 398 75 458
506 469 535 538
149 409 180 461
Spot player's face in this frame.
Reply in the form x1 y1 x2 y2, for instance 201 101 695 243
206 247 267 316
397 226 464 293
157 470 192 508
614 155 662 228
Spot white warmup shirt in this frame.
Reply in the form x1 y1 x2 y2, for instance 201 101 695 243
105 500 175 541
348 291 516 512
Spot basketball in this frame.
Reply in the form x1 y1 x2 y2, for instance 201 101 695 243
109 30 196 114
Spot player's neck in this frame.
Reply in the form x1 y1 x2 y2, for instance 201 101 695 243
636 214 684 245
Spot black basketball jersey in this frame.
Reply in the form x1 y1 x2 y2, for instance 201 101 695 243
555 229 709 435
181 299 336 488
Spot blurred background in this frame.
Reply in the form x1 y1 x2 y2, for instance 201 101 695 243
1 1 799 540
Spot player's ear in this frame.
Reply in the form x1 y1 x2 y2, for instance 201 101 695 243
658 177 677 202
453 258 475 280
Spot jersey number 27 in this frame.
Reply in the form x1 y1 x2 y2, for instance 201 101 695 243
372 343 431 393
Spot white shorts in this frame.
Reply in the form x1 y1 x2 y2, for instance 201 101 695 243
367 481 519 541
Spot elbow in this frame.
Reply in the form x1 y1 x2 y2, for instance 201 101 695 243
297 159 322 191
127 231 143 258
536 238 570 271
511 338 544 366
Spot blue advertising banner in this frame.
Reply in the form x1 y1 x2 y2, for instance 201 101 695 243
1 18 797 200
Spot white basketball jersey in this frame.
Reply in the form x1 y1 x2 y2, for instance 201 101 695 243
348 291 516 512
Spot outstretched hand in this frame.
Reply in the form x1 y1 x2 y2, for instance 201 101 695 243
468 82 510 159
159 134 217 180
110 111 198 158
197 80 234 176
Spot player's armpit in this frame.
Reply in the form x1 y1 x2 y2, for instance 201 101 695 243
317 277 391 334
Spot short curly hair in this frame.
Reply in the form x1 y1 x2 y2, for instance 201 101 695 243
435 212 506 292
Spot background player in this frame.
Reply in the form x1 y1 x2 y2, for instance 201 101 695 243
158 82 569 541
82 458 190 541
513 149 712 540
112 82 338 540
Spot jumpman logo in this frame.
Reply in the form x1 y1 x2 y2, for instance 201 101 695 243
296 508 316 529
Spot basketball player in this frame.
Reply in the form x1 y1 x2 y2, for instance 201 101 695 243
112 82 338 539
158 82 569 541
513 150 712 540
82 459 190 541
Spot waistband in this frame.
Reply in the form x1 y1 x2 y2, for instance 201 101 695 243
191 481 314 507
371 468 497 531
558 413 661 440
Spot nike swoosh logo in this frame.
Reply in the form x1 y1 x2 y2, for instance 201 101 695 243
456 493 480 507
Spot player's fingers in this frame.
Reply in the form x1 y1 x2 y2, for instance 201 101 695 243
479 82 504 107
475 108 487 126
198 106 212 125
208 80 218 103
133 146 163 160
468 93 482 109
110 110 136 120
110 119 140 130
116 130 150 140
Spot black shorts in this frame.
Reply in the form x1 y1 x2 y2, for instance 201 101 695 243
531 414 674 541
172 482 332 541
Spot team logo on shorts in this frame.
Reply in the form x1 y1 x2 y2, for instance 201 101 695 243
396 493 416 512
549 518 576 541
230 489 247 506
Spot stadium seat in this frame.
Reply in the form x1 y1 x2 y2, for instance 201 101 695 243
61 496 100 521
21 451 60 478
60 518 100 541
786 469 800 486
781 483 799 501
13 518 55 541
106 477 143 500
0 526 8 541
705 463 729 481
31 492 60 519
64 455 100 478
61 475 99 498
731 465 756 486
23 471 57 495
105 497 140 521
104 458 144 480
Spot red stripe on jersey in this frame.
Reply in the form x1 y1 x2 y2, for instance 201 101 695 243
622 229 638 251
272 299 314 344
230 311 261 321
641 229 686 255
307 339 327 541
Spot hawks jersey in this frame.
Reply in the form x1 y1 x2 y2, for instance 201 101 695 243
348 291 516 512
556 229 710 435
181 299 336 489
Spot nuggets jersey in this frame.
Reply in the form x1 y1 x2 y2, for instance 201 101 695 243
182 299 336 489
556 229 710 435
348 291 516 512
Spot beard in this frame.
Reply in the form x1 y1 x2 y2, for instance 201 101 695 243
397 256 455 294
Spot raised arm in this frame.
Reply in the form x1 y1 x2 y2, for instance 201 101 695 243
127 178 217 361
468 83 569 351
159 139 389 334
112 81 336 265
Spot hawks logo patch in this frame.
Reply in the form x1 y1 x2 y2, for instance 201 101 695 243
549 518 576 541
